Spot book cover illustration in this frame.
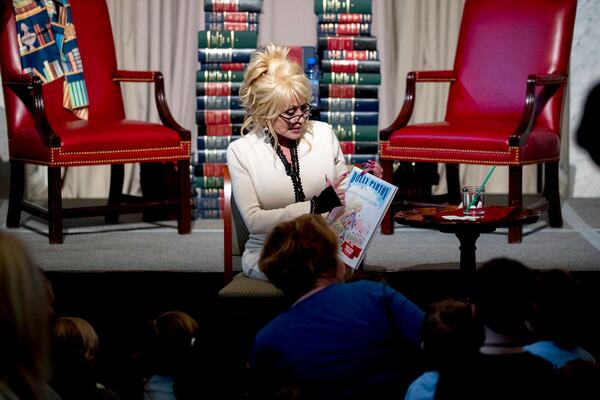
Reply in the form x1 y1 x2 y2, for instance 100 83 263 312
328 167 397 269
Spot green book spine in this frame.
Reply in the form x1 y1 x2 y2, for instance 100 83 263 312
196 70 245 82
194 176 225 189
332 124 378 142
314 0 372 14
321 72 381 85
198 30 258 48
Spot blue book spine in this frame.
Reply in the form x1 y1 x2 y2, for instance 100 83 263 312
196 96 243 110
318 111 378 125
320 98 379 112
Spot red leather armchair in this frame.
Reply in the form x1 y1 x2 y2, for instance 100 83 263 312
0 0 191 243
379 0 577 243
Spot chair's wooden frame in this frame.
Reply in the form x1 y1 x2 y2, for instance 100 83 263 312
380 71 566 243
4 71 191 244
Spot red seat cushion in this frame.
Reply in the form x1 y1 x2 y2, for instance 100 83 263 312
10 120 190 166
382 121 560 165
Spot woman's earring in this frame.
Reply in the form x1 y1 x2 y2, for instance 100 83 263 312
263 126 271 143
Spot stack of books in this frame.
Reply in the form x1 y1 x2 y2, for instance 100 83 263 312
313 0 380 166
193 0 263 219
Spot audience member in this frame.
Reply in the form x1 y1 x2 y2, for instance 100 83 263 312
524 269 595 369
248 214 425 399
50 317 118 400
404 299 483 400
577 82 600 166
121 311 199 400
434 258 557 400
0 232 61 400
557 359 600 399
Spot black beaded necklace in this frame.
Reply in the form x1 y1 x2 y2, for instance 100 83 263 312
270 135 305 202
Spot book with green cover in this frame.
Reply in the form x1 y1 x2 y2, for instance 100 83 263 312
332 124 378 142
321 72 381 85
196 70 245 82
314 0 372 14
198 30 258 48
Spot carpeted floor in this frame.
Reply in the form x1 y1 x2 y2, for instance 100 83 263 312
2 196 600 273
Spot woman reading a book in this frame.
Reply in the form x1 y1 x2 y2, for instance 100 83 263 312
248 214 424 399
227 43 381 281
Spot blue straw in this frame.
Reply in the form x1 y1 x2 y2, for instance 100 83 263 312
464 165 496 214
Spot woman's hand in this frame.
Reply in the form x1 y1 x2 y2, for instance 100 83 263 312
360 160 383 178
326 171 348 207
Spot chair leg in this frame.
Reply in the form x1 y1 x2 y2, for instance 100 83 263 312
536 163 544 194
177 159 191 234
7 160 25 228
508 165 523 243
445 163 461 204
543 161 563 228
380 159 394 235
106 164 124 224
48 166 63 244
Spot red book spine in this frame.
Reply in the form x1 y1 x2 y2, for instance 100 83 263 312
343 50 369 60
206 125 234 136
329 85 355 98
330 61 358 74
223 22 251 31
337 13 366 23
223 11 250 22
336 23 361 36
339 142 356 154
205 110 231 125
202 163 227 176
205 82 231 96
219 63 246 71
326 37 354 50
211 1 239 12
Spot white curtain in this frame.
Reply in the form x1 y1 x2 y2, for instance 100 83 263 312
61 0 202 198
1 0 568 199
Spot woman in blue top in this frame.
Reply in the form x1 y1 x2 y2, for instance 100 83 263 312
248 214 425 399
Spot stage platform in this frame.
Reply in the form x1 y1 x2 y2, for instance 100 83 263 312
2 196 599 273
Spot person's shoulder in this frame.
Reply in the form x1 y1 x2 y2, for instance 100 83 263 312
228 133 261 150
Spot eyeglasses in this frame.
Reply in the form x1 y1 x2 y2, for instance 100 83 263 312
278 104 313 125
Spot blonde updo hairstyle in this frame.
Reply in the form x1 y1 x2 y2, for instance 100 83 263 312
240 43 312 144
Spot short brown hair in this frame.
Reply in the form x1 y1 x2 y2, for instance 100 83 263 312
259 214 340 298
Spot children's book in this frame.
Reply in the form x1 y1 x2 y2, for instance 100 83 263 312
328 167 397 269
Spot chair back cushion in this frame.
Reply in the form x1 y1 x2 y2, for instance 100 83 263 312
446 0 577 133
0 0 125 137
231 195 249 257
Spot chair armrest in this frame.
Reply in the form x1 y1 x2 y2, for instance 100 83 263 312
2 73 60 147
113 70 191 141
380 70 456 141
223 165 233 284
510 73 568 146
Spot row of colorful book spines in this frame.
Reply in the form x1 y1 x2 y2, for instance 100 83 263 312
195 136 379 153
192 151 378 166
197 123 380 141
197 59 381 74
197 32 377 51
203 0 262 13
198 48 379 63
197 83 378 98
197 97 379 112
205 11 372 23
196 110 379 125
197 71 380 85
